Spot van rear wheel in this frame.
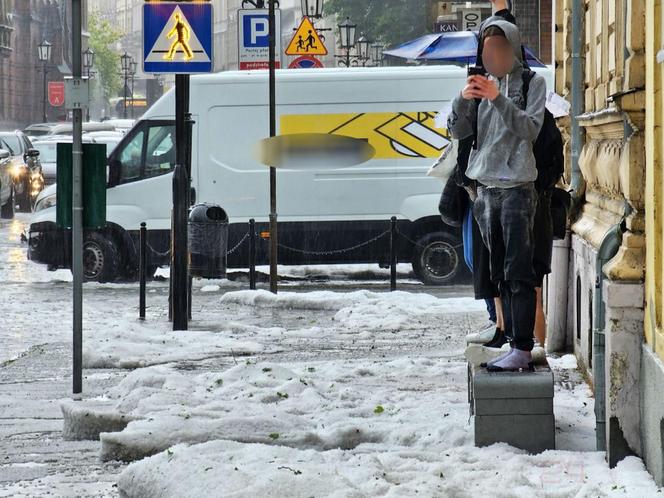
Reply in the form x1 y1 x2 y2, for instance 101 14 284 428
412 231 463 286
83 233 121 283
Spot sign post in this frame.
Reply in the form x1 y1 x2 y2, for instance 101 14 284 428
69 0 85 397
143 1 213 330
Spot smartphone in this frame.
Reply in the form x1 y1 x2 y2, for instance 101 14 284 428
467 66 487 77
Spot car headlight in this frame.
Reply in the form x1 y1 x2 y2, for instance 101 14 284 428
10 163 22 179
34 193 56 212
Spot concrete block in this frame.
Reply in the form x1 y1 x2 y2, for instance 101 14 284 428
469 362 555 453
603 280 644 310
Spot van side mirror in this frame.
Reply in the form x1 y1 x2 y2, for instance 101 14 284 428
107 158 121 187
0 149 10 161
26 148 41 158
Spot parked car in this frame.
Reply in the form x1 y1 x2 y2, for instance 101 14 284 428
23 121 117 140
101 119 135 135
32 135 97 186
0 130 43 212
0 147 14 219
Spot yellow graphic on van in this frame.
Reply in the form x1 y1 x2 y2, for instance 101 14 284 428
280 112 450 159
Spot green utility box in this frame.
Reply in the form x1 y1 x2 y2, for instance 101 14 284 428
56 142 107 229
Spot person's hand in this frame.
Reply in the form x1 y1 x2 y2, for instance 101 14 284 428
462 76 500 101
490 0 509 10
471 76 500 101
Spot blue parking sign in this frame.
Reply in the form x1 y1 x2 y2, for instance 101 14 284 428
243 14 269 48
143 2 213 74
238 9 282 70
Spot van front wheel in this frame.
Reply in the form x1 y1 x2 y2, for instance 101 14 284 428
412 231 462 286
83 233 121 283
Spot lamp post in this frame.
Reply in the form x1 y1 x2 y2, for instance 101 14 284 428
371 42 384 66
130 60 137 119
300 0 323 19
120 51 132 119
336 18 367 67
83 47 95 121
356 34 371 66
38 40 52 123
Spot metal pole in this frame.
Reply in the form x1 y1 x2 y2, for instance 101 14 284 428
171 73 190 331
130 73 135 119
71 0 83 397
86 67 90 122
268 0 278 294
139 222 146 320
123 70 128 119
390 216 397 292
249 218 256 290
42 63 47 123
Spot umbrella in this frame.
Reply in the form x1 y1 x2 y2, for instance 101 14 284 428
383 31 545 68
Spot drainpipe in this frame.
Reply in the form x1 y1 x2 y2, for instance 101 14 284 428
593 209 627 451
570 0 586 204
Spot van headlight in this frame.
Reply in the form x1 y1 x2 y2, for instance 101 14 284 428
34 193 56 212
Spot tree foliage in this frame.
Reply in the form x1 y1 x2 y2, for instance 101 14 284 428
324 0 429 48
88 13 123 102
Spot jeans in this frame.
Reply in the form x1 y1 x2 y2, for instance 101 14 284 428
472 183 538 352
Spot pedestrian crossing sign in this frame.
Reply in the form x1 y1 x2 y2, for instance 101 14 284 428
143 2 213 74
285 16 327 56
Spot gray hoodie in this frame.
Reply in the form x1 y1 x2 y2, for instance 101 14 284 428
447 19 546 188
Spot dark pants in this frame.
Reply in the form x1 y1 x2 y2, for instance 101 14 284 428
473 184 538 352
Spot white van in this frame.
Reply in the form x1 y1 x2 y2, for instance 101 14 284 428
28 65 553 284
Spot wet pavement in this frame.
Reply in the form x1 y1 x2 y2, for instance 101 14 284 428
0 214 481 496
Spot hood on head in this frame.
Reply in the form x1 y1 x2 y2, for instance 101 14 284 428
480 18 523 64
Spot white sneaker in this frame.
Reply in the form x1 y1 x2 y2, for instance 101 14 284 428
466 323 498 345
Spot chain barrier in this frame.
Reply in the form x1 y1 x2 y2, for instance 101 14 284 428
227 231 250 255
263 229 392 257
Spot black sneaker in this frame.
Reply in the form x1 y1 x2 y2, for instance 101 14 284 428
483 329 507 349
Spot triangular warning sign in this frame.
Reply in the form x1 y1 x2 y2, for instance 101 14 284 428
145 5 211 64
285 16 327 56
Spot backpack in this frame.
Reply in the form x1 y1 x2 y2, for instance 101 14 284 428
522 70 565 192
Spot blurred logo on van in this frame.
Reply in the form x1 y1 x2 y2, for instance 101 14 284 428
281 112 450 160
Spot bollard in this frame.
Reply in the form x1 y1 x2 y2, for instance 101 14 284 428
390 216 397 292
249 219 257 290
188 275 192 320
139 222 147 320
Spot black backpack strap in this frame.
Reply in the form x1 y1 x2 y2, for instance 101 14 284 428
472 98 480 149
522 69 535 108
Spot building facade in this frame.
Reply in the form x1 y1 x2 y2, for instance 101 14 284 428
551 0 664 483
0 0 88 129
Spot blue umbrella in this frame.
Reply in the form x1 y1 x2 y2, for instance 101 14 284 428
383 31 545 68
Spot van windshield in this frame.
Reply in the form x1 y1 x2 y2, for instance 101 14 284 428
117 122 175 184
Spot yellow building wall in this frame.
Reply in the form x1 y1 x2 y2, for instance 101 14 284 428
645 0 664 360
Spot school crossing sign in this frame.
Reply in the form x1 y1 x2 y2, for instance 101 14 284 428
143 1 213 74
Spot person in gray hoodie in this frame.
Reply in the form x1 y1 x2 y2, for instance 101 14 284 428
447 19 546 371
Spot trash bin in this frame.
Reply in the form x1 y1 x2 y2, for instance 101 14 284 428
188 203 228 279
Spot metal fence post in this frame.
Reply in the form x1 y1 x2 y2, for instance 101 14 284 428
139 222 147 320
390 216 397 292
249 219 257 290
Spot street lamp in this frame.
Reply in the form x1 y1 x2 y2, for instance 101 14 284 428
120 51 132 119
300 0 324 19
356 34 371 66
337 18 366 67
37 40 52 123
338 17 356 50
83 48 95 121
130 60 138 119
371 42 384 66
